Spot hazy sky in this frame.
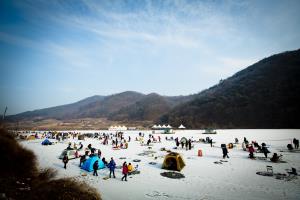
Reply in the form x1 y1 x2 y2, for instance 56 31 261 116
1 0 300 115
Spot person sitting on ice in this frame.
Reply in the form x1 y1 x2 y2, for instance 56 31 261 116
66 142 73 150
235 138 239 144
147 139 151 146
270 153 282 162
127 162 135 175
87 143 92 150
287 144 294 150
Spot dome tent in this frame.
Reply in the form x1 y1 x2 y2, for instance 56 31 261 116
41 138 52 145
162 152 185 171
178 124 186 129
81 156 105 172
59 149 79 160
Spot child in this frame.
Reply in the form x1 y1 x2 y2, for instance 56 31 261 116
93 160 99 176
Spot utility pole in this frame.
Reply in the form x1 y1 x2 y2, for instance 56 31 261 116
3 106 7 120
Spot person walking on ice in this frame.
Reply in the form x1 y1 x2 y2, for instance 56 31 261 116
108 157 116 178
221 144 229 159
63 154 69 169
121 161 128 181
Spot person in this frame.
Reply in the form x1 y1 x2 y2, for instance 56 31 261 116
147 139 151 146
128 163 134 174
185 140 188 150
248 144 255 159
67 142 73 150
128 136 131 142
244 137 249 145
102 157 108 166
125 142 128 149
222 145 229 159
287 144 294 150
210 138 213 147
75 150 79 158
90 148 96 156
63 154 68 169
261 143 270 158
115 138 118 147
235 138 239 144
78 142 83 150
181 141 184 149
175 138 179 147
121 162 128 181
188 139 192 150
79 152 87 167
93 160 99 176
108 157 116 178
88 144 92 150
270 153 282 162
98 149 102 158
294 138 299 149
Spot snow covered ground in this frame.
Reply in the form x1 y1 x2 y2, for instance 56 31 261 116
20 129 300 200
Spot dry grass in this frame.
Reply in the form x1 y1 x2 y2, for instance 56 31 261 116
0 128 102 200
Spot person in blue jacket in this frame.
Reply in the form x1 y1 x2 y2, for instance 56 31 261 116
108 157 116 178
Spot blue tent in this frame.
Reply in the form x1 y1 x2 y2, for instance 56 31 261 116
42 139 52 145
81 156 105 172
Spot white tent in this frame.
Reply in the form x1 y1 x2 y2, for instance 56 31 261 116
167 124 172 128
157 124 162 128
178 124 186 129
152 125 158 129
162 124 167 129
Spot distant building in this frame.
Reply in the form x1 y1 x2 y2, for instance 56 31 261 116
151 124 173 130
108 125 127 131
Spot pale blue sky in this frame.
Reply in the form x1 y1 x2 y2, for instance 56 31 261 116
1 0 300 115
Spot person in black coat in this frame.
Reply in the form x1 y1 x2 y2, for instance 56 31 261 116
293 138 299 149
63 155 69 169
261 143 270 158
222 146 229 159
188 139 192 150
93 160 99 176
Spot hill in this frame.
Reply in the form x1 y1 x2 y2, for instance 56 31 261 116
7 91 192 123
109 93 194 121
159 49 300 128
7 91 144 121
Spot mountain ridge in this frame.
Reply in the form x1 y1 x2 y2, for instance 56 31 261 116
6 49 300 128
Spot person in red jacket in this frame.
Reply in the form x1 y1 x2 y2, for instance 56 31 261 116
248 144 255 159
121 161 128 181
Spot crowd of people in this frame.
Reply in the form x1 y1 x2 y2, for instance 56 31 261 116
56 131 300 179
